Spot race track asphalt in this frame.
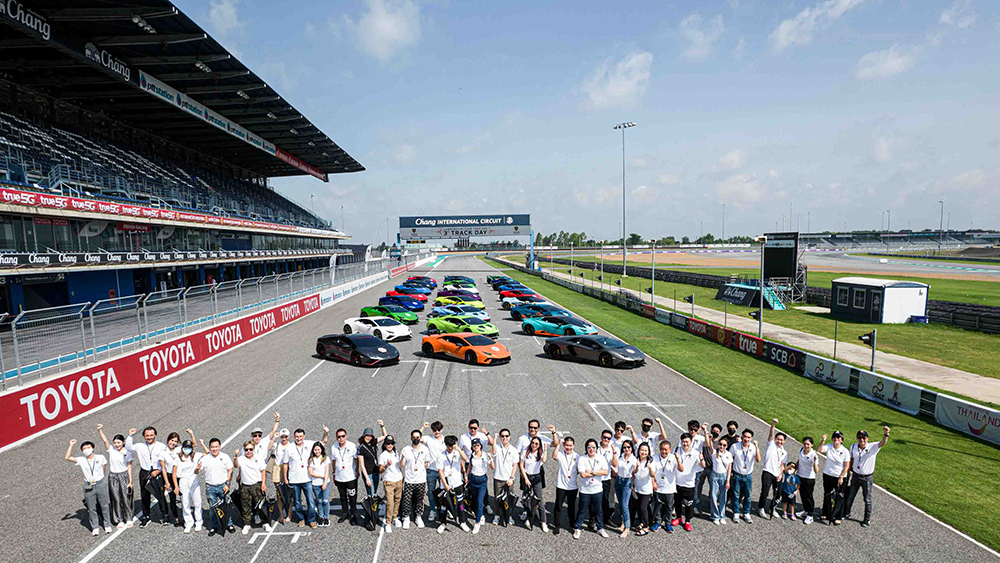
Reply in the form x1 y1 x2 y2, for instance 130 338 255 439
0 255 995 563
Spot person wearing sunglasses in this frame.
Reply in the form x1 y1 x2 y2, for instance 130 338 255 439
610 439 636 538
515 419 552 522
459 419 493 518
465 438 491 533
518 435 548 532
597 429 618 530
331 428 359 526
234 440 269 534
575 438 610 539
550 431 578 536
488 428 520 526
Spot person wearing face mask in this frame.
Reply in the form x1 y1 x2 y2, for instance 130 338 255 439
98 425 134 529
610 439 636 538
399 430 430 529
758 419 788 520
379 436 403 532
465 438 491 533
488 428 520 526
780 462 801 520
419 421 446 523
709 436 733 525
628 418 666 453
549 434 578 536
673 432 706 532
796 437 820 524
172 439 204 533
723 421 740 452
818 431 850 525
199 437 235 535
597 429 618 530
359 422 388 531
650 440 679 533
574 438 610 539
281 426 330 529
235 440 270 534
728 429 761 524
65 439 113 536
330 428 359 526
125 426 168 527
844 426 890 528
436 435 471 533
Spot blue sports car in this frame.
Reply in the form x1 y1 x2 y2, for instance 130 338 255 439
428 304 491 321
396 284 432 295
379 295 425 311
521 315 597 337
495 283 529 293
510 303 571 321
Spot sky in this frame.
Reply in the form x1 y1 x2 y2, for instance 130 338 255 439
174 0 999 245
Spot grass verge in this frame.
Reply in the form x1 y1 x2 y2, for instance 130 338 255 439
483 256 1000 552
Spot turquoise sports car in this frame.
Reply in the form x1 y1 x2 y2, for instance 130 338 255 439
521 315 597 337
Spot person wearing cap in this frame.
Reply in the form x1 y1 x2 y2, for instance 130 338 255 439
331 428 359 526
818 431 851 525
234 440 269 534
844 426 890 527
359 421 388 530
251 413 281 461
379 435 403 532
419 421 447 522
64 438 113 536
270 427 293 524
465 437 491 533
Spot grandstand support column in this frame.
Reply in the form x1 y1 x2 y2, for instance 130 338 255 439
197 266 206 285
235 264 241 280
529 229 535 270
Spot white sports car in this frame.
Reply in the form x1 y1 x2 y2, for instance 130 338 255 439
501 295 550 310
342 316 412 341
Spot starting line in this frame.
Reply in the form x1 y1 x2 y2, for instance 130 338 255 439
249 530 310 563
588 401 686 433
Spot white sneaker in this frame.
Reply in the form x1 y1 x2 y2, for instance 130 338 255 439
194 523 203 532
721 517 728 525
263 523 273 532
744 514 753 524
437 524 445 534
479 516 486 525
758 508 767 518
804 515 814 525
104 526 113 534
116 522 125 530
598 529 609 538
393 518 402 528
573 529 581 539
184 526 192 534
460 523 471 533
384 523 392 534
242 525 250 535
713 519 720 525
415 517 425 529
508 516 515 525
526 521 532 531
541 522 549 533
91 529 100 536
472 523 481 534
519 512 528 521
732 515 740 524
428 511 436 521
493 515 500 525
402 518 410 530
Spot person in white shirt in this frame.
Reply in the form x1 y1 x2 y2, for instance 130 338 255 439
358 423 388 531
235 440 270 534
399 429 430 529
171 440 203 533
610 439 637 537
459 419 493 517
330 428 359 526
650 440 679 532
251 412 281 461
518 435 548 532
673 432 705 532
64 439 112 536
307 443 331 528
199 437 235 535
419 421 446 522
796 436 820 524
488 428 520 526
597 429 618 529
728 429 761 523
758 418 788 520
550 432 578 536
282 426 329 529
629 418 666 453
158 432 182 527
844 427 890 527
818 430 851 525
515 419 552 522
436 435 471 533
574 438 610 539
632 442 656 536
125 426 168 527
270 428 293 524
379 436 403 532
97 425 134 529
708 436 734 525
465 438 491 533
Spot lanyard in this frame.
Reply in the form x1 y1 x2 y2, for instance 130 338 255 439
84 456 98 483
558 452 577 479
657 456 672 481
497 446 514 474
296 444 308 466
740 444 752 471
334 444 352 469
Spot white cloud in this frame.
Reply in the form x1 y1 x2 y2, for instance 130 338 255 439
950 169 986 188
855 45 918 79
733 37 747 60
583 51 653 110
658 173 680 185
716 173 764 208
632 184 658 204
679 13 725 59
770 0 864 52
940 1 976 28
208 0 245 37
719 149 746 170
728 0 740 8
445 199 463 211
769 169 779 179
573 191 590 206
874 138 893 163
392 144 416 164
594 186 618 206
457 132 493 155
631 158 647 167
344 0 421 62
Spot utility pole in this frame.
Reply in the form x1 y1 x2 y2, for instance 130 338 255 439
938 200 944 253
722 203 726 241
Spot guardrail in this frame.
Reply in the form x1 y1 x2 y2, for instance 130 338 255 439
491 256 1000 447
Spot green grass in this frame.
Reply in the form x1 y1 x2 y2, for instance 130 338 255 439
483 256 1000 551
543 264 1000 380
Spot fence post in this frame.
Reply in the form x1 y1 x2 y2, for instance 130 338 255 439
79 307 88 368
12 311 24 386
211 283 219 325
135 300 142 349
179 289 187 334
0 313 6 389
89 303 98 363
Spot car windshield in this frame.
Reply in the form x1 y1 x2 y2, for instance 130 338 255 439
458 306 480 313
464 317 487 325
465 335 494 346
591 336 627 349
384 306 407 313
522 296 543 302
457 296 478 302
374 318 401 326
353 335 384 346
564 317 589 327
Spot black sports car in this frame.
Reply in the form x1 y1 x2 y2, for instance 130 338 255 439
316 334 400 367
542 335 645 368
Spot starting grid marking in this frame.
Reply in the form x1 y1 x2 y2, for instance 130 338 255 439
249 530 311 563
588 401 686 433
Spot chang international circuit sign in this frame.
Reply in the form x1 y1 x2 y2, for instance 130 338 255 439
400 214 531 239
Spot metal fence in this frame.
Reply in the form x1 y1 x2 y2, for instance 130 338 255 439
0 253 432 389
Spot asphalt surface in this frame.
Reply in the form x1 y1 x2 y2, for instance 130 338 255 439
1 255 995 563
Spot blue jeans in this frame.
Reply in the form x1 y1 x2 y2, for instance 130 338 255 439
709 471 728 521
731 473 752 516
426 469 440 512
205 484 231 529
290 482 316 523
469 474 488 522
575 492 603 530
312 484 330 520
614 477 632 529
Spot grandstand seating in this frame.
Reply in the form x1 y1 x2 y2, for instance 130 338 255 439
0 111 328 229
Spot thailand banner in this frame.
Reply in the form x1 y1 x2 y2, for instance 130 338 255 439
856 370 922 415
934 394 1000 446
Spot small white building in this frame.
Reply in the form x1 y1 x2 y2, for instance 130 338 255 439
830 277 929 324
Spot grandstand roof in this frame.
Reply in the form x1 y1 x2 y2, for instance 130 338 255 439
0 0 364 179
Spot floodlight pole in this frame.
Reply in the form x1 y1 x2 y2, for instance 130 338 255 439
757 235 767 337
600 242 605 293
650 241 655 306
614 122 636 277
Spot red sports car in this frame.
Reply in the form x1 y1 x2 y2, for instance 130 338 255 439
500 289 541 299
386 289 428 301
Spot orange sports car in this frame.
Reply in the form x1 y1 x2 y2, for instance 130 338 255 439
421 332 511 365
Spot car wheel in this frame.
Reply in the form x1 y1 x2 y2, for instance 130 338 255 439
422 342 435 357
599 352 614 367
547 346 562 360
564 328 576 336
360 311 368 317
503 302 511 310
374 329 382 340
316 343 326 358
524 324 535 335
351 352 363 366
343 324 352 334
512 311 521 321
465 350 478 365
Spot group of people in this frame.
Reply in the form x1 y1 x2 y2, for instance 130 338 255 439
65 413 890 539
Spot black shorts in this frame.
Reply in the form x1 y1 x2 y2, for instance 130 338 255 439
781 492 796 505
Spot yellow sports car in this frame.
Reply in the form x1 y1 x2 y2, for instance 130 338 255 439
434 295 485 309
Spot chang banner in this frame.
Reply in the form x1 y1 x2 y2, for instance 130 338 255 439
857 370 922 415
803 354 850 390
400 214 531 239
934 394 1000 446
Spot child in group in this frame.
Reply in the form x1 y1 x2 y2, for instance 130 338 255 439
781 462 800 520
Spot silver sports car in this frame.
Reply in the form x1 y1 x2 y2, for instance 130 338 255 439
542 335 646 368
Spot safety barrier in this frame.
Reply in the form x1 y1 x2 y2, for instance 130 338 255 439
492 257 1000 447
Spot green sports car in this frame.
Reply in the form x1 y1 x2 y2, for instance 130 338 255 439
427 315 500 338
360 305 420 325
